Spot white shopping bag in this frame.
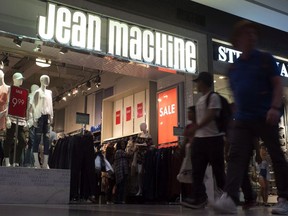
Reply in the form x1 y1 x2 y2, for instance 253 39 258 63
204 165 215 203
177 143 193 183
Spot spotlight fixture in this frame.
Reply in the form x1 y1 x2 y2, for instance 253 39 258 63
72 88 78 95
35 57 51 67
67 91 72 97
0 61 3 70
59 47 68 54
34 44 42 52
94 75 101 88
2 56 9 66
62 96 67 101
86 81 91 90
13 37 22 47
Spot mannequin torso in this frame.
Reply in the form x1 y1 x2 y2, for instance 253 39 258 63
0 70 10 130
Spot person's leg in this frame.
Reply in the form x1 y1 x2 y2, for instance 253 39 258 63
42 115 50 168
224 121 254 203
209 136 225 191
259 176 268 205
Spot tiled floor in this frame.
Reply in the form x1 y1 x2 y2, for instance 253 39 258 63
0 204 275 216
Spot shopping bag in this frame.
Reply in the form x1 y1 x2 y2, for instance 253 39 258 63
177 143 193 183
204 165 215 203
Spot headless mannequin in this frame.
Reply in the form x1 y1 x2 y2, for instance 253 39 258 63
4 72 26 167
32 75 53 169
0 70 9 130
0 70 9 166
135 123 152 196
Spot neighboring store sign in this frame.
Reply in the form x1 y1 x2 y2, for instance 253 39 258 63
126 106 132 121
158 88 178 145
116 110 121 125
38 3 197 73
8 86 28 119
76 112 90 125
213 42 288 78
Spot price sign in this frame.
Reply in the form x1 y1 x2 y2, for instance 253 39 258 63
8 86 29 118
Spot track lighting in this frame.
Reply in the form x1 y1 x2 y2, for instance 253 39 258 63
13 37 22 47
94 75 101 88
86 81 91 90
34 44 42 52
2 56 9 66
67 91 72 97
62 96 67 101
59 47 68 54
35 57 51 67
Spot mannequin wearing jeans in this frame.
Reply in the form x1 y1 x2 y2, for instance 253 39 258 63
24 84 39 167
134 123 152 196
4 72 26 167
32 75 53 169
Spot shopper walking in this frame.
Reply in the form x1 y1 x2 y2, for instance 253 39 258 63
213 20 288 215
182 71 226 209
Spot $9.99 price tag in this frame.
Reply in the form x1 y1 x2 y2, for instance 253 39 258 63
8 86 29 118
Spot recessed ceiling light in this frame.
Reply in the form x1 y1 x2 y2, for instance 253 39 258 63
35 58 51 67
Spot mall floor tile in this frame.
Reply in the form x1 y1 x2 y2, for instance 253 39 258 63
0 204 275 216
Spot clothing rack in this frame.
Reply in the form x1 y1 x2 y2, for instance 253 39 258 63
102 133 139 145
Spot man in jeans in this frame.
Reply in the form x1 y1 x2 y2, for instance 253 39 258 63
182 71 226 208
213 20 288 215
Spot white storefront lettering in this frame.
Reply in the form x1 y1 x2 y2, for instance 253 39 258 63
38 3 197 73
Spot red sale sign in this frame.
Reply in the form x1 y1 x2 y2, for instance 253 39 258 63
8 86 29 118
137 103 143 118
158 88 178 145
116 110 121 125
126 106 131 121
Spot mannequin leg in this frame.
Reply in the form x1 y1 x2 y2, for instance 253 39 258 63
33 152 41 168
3 124 15 167
136 164 143 196
14 125 25 166
42 155 49 169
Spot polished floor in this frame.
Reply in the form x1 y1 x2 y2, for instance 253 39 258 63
0 204 276 216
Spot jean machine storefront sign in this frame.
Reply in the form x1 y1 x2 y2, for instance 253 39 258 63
38 3 197 73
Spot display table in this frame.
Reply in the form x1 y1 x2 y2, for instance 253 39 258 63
0 167 70 204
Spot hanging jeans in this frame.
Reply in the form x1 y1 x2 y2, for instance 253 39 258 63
33 115 50 155
3 123 26 164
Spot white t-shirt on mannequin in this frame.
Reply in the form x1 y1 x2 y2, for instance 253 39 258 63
0 70 10 130
27 84 39 128
33 75 53 122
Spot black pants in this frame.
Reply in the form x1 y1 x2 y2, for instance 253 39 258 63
3 123 25 164
225 120 288 203
116 175 127 203
191 136 225 200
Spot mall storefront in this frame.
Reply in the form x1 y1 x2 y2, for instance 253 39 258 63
0 0 208 204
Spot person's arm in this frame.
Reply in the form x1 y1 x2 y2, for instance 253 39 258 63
267 74 283 125
194 109 219 130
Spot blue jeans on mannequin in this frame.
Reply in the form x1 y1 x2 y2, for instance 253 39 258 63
33 115 50 168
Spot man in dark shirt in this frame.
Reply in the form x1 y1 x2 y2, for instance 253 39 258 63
213 20 288 215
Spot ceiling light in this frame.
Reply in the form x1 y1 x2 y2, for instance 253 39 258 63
35 58 51 67
67 91 71 97
86 81 91 90
94 75 101 88
13 37 22 47
72 88 78 95
62 96 67 101
34 44 42 52
59 47 68 54
0 62 3 70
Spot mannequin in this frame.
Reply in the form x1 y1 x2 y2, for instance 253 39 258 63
23 84 39 167
4 72 26 167
0 70 9 130
32 75 53 169
134 122 152 196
